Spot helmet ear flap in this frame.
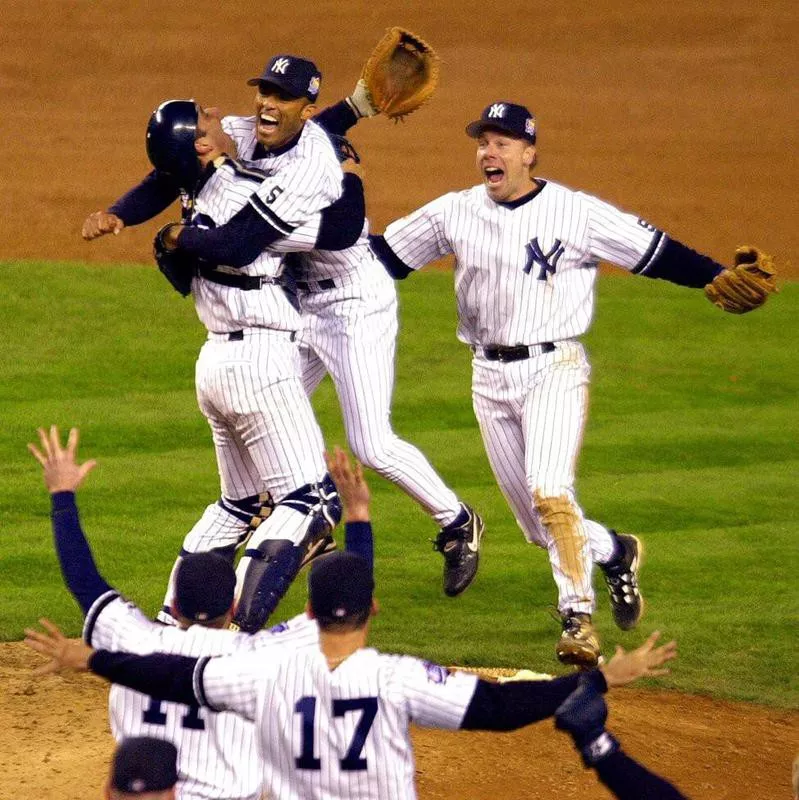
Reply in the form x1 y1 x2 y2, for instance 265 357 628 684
146 100 201 190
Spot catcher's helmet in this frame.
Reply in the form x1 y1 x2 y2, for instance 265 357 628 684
146 99 201 190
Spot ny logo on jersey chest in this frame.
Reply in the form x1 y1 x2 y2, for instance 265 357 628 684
524 237 565 280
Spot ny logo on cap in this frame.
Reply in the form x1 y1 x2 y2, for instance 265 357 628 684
488 103 507 118
271 58 290 74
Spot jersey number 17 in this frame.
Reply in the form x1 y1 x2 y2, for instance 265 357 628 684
295 695 378 772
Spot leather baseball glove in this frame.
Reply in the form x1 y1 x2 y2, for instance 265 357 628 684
358 27 439 120
704 246 778 314
153 224 195 297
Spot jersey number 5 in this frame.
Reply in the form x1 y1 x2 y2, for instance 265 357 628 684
295 695 378 772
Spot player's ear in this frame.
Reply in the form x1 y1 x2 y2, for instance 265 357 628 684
301 102 317 122
304 600 315 619
522 146 536 167
370 598 380 617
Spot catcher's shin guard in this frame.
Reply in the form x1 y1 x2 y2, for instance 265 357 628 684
230 477 342 632
231 538 305 633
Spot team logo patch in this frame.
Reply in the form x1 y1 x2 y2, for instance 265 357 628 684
271 57 290 75
487 103 506 119
524 237 565 280
423 661 449 684
308 76 320 96
525 118 536 137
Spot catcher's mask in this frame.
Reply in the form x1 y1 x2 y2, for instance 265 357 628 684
146 99 201 191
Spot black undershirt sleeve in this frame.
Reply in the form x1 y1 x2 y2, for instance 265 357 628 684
460 670 605 731
368 234 414 279
108 170 181 226
316 174 365 250
638 237 725 288
178 203 285 267
89 650 199 706
595 750 689 799
314 100 359 137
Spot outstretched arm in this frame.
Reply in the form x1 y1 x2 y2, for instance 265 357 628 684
82 171 181 240
461 632 677 731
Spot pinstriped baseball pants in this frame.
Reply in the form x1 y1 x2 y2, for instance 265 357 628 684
471 340 615 614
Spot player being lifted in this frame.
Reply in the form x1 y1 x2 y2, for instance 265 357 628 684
369 100 777 667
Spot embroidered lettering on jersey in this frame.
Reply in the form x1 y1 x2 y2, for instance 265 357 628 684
524 237 565 280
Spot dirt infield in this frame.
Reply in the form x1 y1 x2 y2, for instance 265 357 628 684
2 643 796 799
2 1 797 798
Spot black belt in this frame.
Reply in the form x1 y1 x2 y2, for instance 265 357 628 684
198 265 278 291
477 342 555 362
295 278 336 292
221 330 297 342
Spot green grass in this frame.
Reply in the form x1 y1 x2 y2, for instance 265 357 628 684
1 261 796 707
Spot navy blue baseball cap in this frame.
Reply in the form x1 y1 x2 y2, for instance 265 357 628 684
111 737 178 793
174 552 235 622
309 552 374 621
247 55 322 102
465 101 537 144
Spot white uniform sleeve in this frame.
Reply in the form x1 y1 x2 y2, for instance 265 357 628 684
196 651 266 720
395 657 479 730
383 194 454 271
83 593 167 653
253 612 319 649
582 192 666 274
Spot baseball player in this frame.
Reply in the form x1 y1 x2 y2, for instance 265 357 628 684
368 101 776 667
217 61 485 600
33 553 678 800
84 57 485 601
26 426 374 800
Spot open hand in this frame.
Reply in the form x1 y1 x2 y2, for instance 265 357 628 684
28 426 96 494
24 619 94 675
600 631 677 688
325 446 370 522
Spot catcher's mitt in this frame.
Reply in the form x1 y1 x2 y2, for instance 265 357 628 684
704 246 778 314
360 26 439 120
154 224 195 297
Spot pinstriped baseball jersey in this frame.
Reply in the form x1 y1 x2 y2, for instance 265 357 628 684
83 590 319 800
383 180 665 345
222 116 342 225
196 645 478 800
224 114 367 283
190 159 302 334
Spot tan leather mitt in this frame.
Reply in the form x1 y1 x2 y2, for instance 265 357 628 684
360 27 440 120
704 246 778 314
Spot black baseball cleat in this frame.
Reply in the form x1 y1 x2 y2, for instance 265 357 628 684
300 533 337 570
600 533 644 631
556 611 601 668
433 504 484 597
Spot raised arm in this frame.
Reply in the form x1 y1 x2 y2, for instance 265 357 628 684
28 427 110 613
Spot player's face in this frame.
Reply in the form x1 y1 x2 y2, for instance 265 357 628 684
195 107 236 164
475 130 536 203
254 82 316 149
